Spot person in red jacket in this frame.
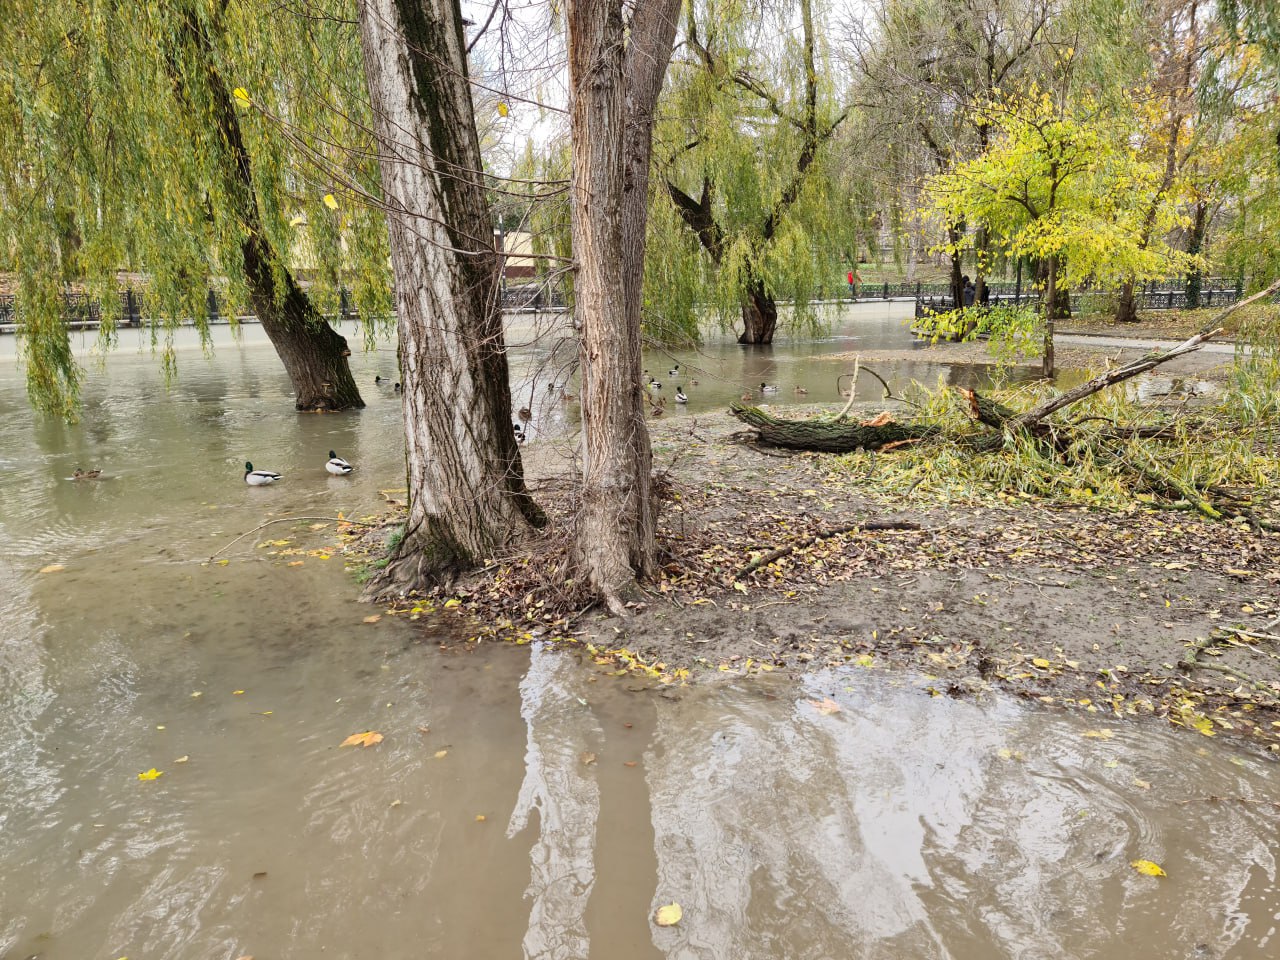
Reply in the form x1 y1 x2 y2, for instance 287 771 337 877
847 268 859 299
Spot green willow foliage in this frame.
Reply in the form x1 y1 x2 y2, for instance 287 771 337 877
0 0 391 416
646 0 860 341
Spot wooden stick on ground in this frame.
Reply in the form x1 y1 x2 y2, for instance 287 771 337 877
736 519 922 579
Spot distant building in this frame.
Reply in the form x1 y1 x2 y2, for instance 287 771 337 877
499 230 538 281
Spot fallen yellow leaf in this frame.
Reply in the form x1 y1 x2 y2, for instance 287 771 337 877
39 564 66 574
233 690 245 695
323 193 339 210
363 615 382 624
341 731 384 748
475 814 487 822
175 755 189 763
137 768 163 781
655 903 683 927
1082 729 1115 740
1130 859 1166 877
1032 657 1051 669
433 749 448 759
809 697 842 715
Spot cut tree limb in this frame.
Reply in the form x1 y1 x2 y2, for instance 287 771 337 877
1010 276 1280 432
730 403 936 452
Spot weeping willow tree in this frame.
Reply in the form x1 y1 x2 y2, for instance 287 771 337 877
648 0 856 345
0 0 392 417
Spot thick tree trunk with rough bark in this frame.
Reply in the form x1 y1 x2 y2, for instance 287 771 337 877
357 0 542 594
177 8 363 411
739 280 779 344
1115 278 1140 324
569 0 678 612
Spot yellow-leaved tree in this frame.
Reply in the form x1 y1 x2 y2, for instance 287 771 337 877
923 84 1199 376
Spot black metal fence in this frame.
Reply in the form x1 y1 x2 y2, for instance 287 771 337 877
0 277 1257 327
900 276 1249 316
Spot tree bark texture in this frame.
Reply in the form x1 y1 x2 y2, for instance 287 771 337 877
357 0 542 592
739 279 779 345
175 8 364 412
568 0 677 611
730 404 934 452
1115 277 1140 324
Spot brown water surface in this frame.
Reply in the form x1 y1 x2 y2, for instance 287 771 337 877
1 318 1276 959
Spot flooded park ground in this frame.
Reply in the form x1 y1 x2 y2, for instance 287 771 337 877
2 303 1278 958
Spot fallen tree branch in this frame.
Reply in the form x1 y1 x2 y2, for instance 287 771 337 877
730 403 937 452
1009 277 1280 432
737 519 922 578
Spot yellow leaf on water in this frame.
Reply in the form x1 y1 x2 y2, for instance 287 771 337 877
475 814 487 822
809 697 842 715
323 193 339 210
433 749 448 759
341 731 383 748
39 564 66 574
1130 859 1166 877
175 755 189 763
137 768 163 781
363 615 382 624
232 87 251 106
497 101 510 117
233 690 245 695
655 903 683 927
287 561 304 567
1083 729 1115 740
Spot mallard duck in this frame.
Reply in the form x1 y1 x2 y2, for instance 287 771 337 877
326 450 353 475
375 375 391 386
690 378 700 386
740 392 754 402
72 468 102 480
760 382 779 393
513 422 526 443
794 385 808 395
517 407 532 422
244 462 282 486
668 364 680 376
647 377 662 390
393 382 402 393
675 387 688 403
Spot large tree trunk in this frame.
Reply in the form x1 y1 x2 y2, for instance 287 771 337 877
1115 277 1140 324
568 0 678 613
738 279 779 344
357 0 542 593
176 7 363 411
1185 200 1208 309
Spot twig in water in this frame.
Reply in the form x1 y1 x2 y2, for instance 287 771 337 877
208 515 381 561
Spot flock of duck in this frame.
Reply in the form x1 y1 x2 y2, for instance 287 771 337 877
75 368 805 485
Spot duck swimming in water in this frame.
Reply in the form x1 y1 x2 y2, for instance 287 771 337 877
244 462 282 486
325 450 353 475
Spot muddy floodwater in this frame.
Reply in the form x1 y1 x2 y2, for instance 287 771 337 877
2 310 1278 959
